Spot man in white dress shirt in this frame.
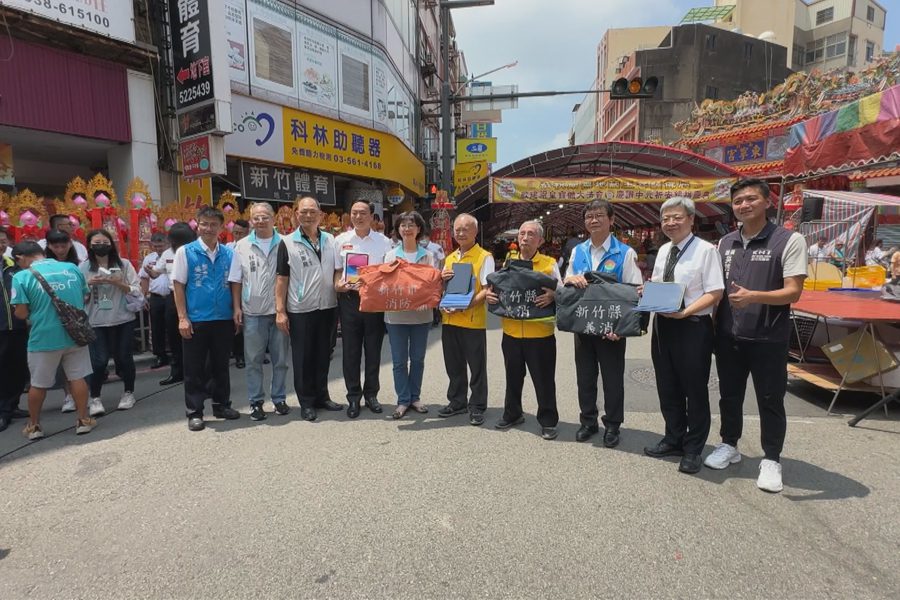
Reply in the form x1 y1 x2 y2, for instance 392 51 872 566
334 200 393 418
642 197 724 474
139 232 171 369
564 199 643 447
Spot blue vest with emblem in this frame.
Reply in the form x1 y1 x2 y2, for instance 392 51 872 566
571 235 628 282
184 240 233 322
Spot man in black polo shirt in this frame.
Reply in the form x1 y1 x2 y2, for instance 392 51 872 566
704 178 807 493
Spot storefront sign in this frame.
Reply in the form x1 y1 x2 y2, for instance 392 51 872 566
180 135 226 178
170 0 215 112
224 0 248 84
0 143 13 186
177 170 213 206
469 123 492 138
226 94 284 163
283 106 424 195
456 138 497 164
240 161 336 205
490 177 736 204
178 102 218 139
723 140 766 165
454 161 487 192
2 0 135 44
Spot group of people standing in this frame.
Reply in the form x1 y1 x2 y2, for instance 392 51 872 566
0 177 807 494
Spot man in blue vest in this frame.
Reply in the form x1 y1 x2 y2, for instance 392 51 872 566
173 206 240 431
564 199 643 447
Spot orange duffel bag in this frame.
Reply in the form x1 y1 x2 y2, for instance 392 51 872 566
358 259 443 313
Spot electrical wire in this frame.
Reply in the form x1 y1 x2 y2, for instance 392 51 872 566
0 11 14 62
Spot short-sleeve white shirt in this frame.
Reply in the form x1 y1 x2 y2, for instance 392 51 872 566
567 235 643 285
140 251 171 296
334 229 393 272
173 239 219 285
651 234 725 316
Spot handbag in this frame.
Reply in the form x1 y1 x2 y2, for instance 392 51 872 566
29 268 97 346
358 259 443 313
486 260 558 320
556 272 643 337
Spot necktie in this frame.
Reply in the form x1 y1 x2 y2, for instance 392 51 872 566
663 245 680 282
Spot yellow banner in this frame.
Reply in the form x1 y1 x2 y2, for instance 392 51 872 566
454 161 488 191
177 160 212 206
456 138 497 164
490 177 736 203
282 107 425 196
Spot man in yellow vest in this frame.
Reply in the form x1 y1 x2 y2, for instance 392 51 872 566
486 220 561 440
438 213 495 426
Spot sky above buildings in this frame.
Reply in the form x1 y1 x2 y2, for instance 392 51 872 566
453 0 900 168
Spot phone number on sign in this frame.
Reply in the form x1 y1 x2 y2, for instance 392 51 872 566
178 82 212 105
25 0 112 28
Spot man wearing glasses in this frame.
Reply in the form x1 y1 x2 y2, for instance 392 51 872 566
228 203 291 421
564 200 643 447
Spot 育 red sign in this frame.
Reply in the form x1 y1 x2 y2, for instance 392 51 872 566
180 136 212 178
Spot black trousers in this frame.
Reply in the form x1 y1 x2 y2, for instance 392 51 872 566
288 308 337 409
164 294 183 379
651 315 713 454
232 330 244 360
574 333 626 429
148 293 169 360
501 333 558 427
0 330 28 418
442 324 487 413
183 320 233 418
715 336 789 461
338 292 384 403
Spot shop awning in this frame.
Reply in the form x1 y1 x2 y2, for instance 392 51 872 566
784 84 900 178
455 141 739 238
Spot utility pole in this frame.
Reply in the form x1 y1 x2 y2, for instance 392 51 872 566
438 0 495 198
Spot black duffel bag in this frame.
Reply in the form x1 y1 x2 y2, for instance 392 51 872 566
556 271 643 337
486 260 558 320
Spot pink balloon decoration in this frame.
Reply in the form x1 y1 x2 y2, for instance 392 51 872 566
95 193 110 207
223 205 233 212
73 195 87 207
226 222 234 231
0 210 8 225
68 215 80 227
20 211 37 226
188 219 197 229
164 218 176 228
131 194 146 208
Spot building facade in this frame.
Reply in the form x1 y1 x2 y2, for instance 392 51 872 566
599 24 794 146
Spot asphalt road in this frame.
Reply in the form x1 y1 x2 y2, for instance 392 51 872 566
1 316 898 599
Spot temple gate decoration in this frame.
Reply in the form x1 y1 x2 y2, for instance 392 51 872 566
274 203 295 235
0 190 10 228
216 191 245 243
127 177 157 263
62 176 90 245
9 189 48 243
86 173 128 256
429 191 454 255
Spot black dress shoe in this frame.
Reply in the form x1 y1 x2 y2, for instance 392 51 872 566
603 427 620 448
469 412 485 426
159 375 183 386
575 425 599 442
188 417 205 431
0 417 10 432
494 415 525 430
316 399 343 411
235 358 246 369
541 427 559 440
150 357 169 369
11 408 29 419
678 453 703 474
212 406 240 420
437 404 468 418
274 402 291 416
301 407 317 421
347 400 361 419
644 440 684 458
365 398 383 413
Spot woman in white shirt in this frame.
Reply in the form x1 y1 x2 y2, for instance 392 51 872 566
384 211 437 419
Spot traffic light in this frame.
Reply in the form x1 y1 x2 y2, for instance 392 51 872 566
610 76 659 100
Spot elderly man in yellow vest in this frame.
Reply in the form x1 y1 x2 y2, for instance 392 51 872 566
486 220 561 440
438 213 495 426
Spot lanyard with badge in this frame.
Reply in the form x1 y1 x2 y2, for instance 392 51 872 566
97 268 120 310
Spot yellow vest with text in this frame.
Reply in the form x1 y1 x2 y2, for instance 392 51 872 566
443 244 491 330
501 252 557 339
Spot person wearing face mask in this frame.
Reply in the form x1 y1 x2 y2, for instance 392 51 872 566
80 229 142 414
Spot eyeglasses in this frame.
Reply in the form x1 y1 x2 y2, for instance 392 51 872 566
661 215 688 224
584 213 608 222
251 215 273 222
296 209 319 216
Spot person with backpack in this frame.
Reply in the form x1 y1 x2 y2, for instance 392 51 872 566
10 242 95 440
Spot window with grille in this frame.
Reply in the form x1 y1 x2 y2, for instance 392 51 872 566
816 7 834 25
867 5 875 22
705 85 718 100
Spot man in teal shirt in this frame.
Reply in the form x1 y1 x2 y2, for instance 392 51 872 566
10 242 95 440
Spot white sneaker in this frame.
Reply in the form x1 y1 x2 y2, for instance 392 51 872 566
88 397 106 417
757 459 784 493
118 392 136 411
75 417 96 435
704 443 741 469
61 395 76 413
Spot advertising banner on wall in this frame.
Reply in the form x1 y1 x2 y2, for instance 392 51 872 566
454 161 488 192
240 160 336 205
456 138 497 164
298 12 338 110
490 177 736 204
283 106 424 195
224 0 248 84
1 0 135 44
247 0 298 98
180 135 227 178
337 33 374 121
226 94 284 163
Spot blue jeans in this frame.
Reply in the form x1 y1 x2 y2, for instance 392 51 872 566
244 314 290 406
386 323 430 406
